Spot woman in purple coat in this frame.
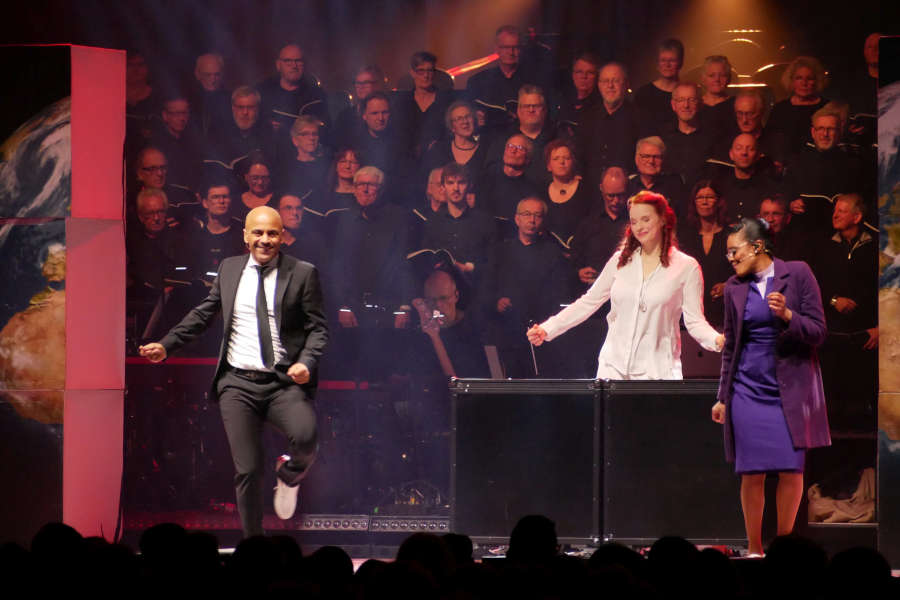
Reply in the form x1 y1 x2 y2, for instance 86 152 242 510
712 218 830 556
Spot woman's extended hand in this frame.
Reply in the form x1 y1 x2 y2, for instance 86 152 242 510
711 401 726 424
526 324 548 346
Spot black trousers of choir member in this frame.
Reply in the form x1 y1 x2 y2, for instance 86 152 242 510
216 368 318 537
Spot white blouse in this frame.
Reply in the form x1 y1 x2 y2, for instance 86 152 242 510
540 247 720 379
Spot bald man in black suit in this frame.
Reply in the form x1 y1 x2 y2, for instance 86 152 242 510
140 206 328 537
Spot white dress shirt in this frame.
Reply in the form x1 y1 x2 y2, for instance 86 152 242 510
753 261 775 297
541 247 720 379
226 256 287 371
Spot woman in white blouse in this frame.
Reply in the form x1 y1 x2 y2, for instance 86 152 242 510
527 191 724 379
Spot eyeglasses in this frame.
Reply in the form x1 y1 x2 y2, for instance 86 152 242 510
355 181 380 189
672 97 698 105
725 241 750 260
813 126 838 134
506 143 527 153
516 211 544 219
451 114 473 123
638 153 663 161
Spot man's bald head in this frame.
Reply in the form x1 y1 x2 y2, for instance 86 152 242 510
424 270 460 325
195 53 225 91
425 269 457 297
600 166 628 219
244 206 284 264
245 206 282 229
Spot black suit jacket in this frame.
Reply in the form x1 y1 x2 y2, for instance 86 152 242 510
160 252 329 397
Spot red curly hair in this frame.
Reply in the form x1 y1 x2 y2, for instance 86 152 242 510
617 190 678 268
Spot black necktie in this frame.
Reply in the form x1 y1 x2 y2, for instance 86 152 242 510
255 264 275 368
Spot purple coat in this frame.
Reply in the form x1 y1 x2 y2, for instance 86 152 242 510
717 258 831 463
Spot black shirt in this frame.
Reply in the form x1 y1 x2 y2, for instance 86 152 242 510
186 221 246 277
633 83 677 135
257 75 331 134
476 163 541 222
570 211 627 272
278 155 330 198
420 206 497 271
413 312 491 378
814 229 878 333
487 235 574 325
697 96 736 143
281 225 327 275
676 225 731 327
556 87 603 140
351 128 415 204
190 87 232 140
484 122 557 187
147 122 205 191
541 180 593 246
705 164 782 223
330 201 415 311
765 98 828 162
660 124 715 188
205 119 276 168
626 173 688 220
126 227 181 290
466 66 531 131
783 144 865 234
418 138 490 199
576 101 640 177
390 89 456 158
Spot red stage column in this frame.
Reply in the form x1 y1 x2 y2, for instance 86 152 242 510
62 45 126 538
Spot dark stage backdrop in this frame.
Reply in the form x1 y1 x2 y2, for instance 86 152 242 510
0 1 892 98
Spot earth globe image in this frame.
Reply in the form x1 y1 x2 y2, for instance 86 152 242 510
0 97 70 424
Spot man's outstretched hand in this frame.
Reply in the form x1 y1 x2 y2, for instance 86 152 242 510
138 343 167 363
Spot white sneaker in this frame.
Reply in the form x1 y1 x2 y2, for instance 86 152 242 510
273 455 299 520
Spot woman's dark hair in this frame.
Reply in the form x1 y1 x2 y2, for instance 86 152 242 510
686 179 727 228
327 147 360 191
410 51 437 69
659 38 685 64
728 217 774 255
618 191 678 268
